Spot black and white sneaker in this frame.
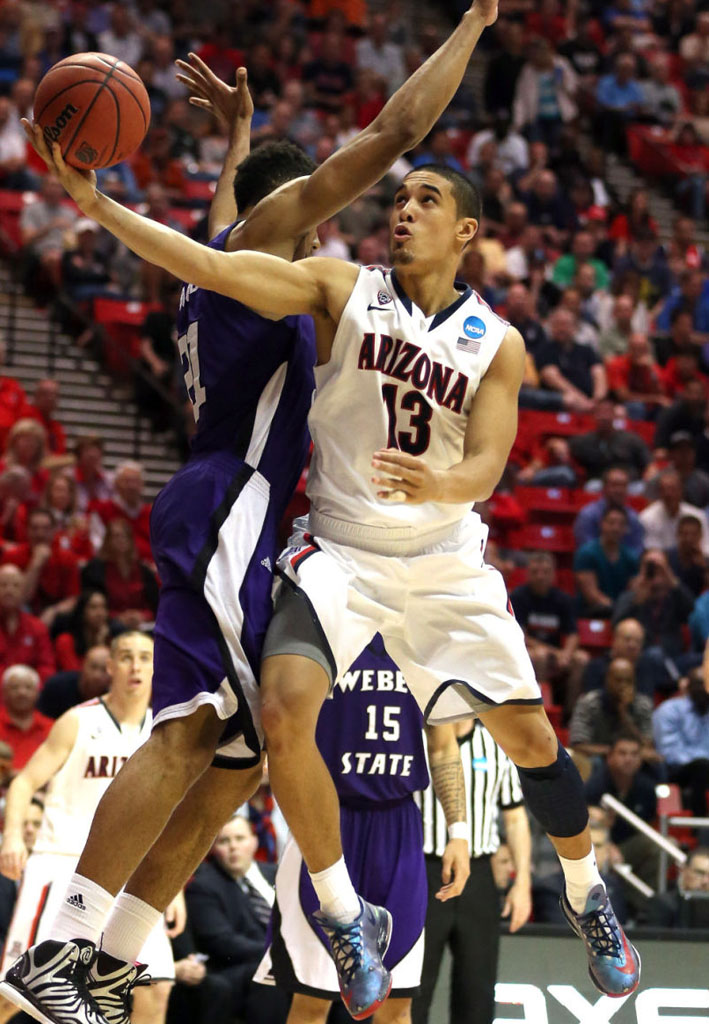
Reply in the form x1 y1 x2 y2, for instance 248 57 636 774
86 951 149 1024
0 939 108 1024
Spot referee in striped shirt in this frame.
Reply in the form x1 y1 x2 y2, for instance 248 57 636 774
412 719 532 1024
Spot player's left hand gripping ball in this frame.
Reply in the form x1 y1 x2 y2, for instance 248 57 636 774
372 449 441 504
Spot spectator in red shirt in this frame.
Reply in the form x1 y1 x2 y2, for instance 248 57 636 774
0 419 49 506
25 379 66 456
82 519 159 627
609 188 658 247
53 589 123 672
1 507 80 620
606 332 668 413
72 434 113 513
15 471 92 561
0 337 29 452
0 466 31 544
0 664 52 770
0 565 55 682
661 349 709 399
88 461 152 562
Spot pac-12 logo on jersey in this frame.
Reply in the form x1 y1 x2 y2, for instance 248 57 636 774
368 290 393 312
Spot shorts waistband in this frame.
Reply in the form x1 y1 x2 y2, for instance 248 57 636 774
308 509 465 556
340 795 413 811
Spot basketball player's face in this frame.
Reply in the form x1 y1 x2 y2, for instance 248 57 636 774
390 173 462 267
108 636 153 700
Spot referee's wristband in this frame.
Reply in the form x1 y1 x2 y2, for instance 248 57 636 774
448 822 469 844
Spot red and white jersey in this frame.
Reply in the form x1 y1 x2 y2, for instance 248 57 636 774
33 699 151 857
306 266 509 553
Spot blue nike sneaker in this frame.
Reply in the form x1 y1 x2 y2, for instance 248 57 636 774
560 884 641 997
312 898 392 1020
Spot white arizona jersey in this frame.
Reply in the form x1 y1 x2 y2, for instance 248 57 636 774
306 266 509 552
33 699 151 857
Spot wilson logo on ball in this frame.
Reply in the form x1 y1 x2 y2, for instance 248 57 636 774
75 141 99 164
42 102 79 142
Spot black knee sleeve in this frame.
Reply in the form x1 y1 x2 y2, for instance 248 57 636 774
517 740 589 838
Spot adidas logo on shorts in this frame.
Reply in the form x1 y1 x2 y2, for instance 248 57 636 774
67 894 86 911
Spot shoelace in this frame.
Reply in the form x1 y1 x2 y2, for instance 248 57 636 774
581 905 622 959
90 965 153 1024
71 956 111 1024
325 921 365 984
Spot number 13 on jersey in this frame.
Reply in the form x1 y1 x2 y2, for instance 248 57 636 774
178 322 206 422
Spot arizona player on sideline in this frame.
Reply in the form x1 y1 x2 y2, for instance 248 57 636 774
0 633 176 1024
24 142 643 996
255 633 470 1024
7 7 502 1024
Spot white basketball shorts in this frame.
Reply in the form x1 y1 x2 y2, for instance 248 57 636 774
269 514 541 724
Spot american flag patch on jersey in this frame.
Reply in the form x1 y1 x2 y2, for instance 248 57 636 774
457 336 481 354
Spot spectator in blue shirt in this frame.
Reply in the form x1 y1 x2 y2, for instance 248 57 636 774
655 269 709 334
595 53 644 154
653 662 709 819
574 467 645 557
574 506 640 617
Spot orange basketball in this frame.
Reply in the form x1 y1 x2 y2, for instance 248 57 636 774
33 52 151 170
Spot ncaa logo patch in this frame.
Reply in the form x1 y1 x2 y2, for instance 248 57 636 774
377 290 392 305
463 315 486 339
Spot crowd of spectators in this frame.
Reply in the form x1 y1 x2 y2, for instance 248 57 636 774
0 0 704 1020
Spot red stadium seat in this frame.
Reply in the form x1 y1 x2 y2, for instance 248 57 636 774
514 486 577 517
512 524 577 553
505 566 527 591
517 410 595 439
627 493 649 512
577 618 613 649
556 568 576 595
93 298 163 373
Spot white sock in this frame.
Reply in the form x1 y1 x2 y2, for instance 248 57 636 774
559 850 605 914
52 873 115 944
310 856 360 924
100 892 162 965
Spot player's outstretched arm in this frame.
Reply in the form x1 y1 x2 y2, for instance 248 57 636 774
241 0 498 245
0 711 79 880
425 723 470 900
22 123 357 322
175 59 254 238
372 326 526 505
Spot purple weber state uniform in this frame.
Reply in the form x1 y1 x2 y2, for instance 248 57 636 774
257 635 430 998
149 223 316 766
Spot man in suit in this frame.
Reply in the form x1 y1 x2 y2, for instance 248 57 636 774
185 815 289 1024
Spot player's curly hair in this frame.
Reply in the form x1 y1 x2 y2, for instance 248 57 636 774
233 140 317 213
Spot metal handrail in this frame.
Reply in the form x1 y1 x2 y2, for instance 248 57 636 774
612 861 655 898
599 792 687 895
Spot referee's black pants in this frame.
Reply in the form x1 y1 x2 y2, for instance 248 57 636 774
411 854 500 1024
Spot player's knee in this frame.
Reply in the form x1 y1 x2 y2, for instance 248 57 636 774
261 657 328 747
490 709 558 768
149 708 222 779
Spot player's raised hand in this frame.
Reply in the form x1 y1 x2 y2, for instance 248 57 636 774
176 54 254 128
469 0 498 26
0 833 28 881
20 120 97 210
371 449 442 504
436 838 470 901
